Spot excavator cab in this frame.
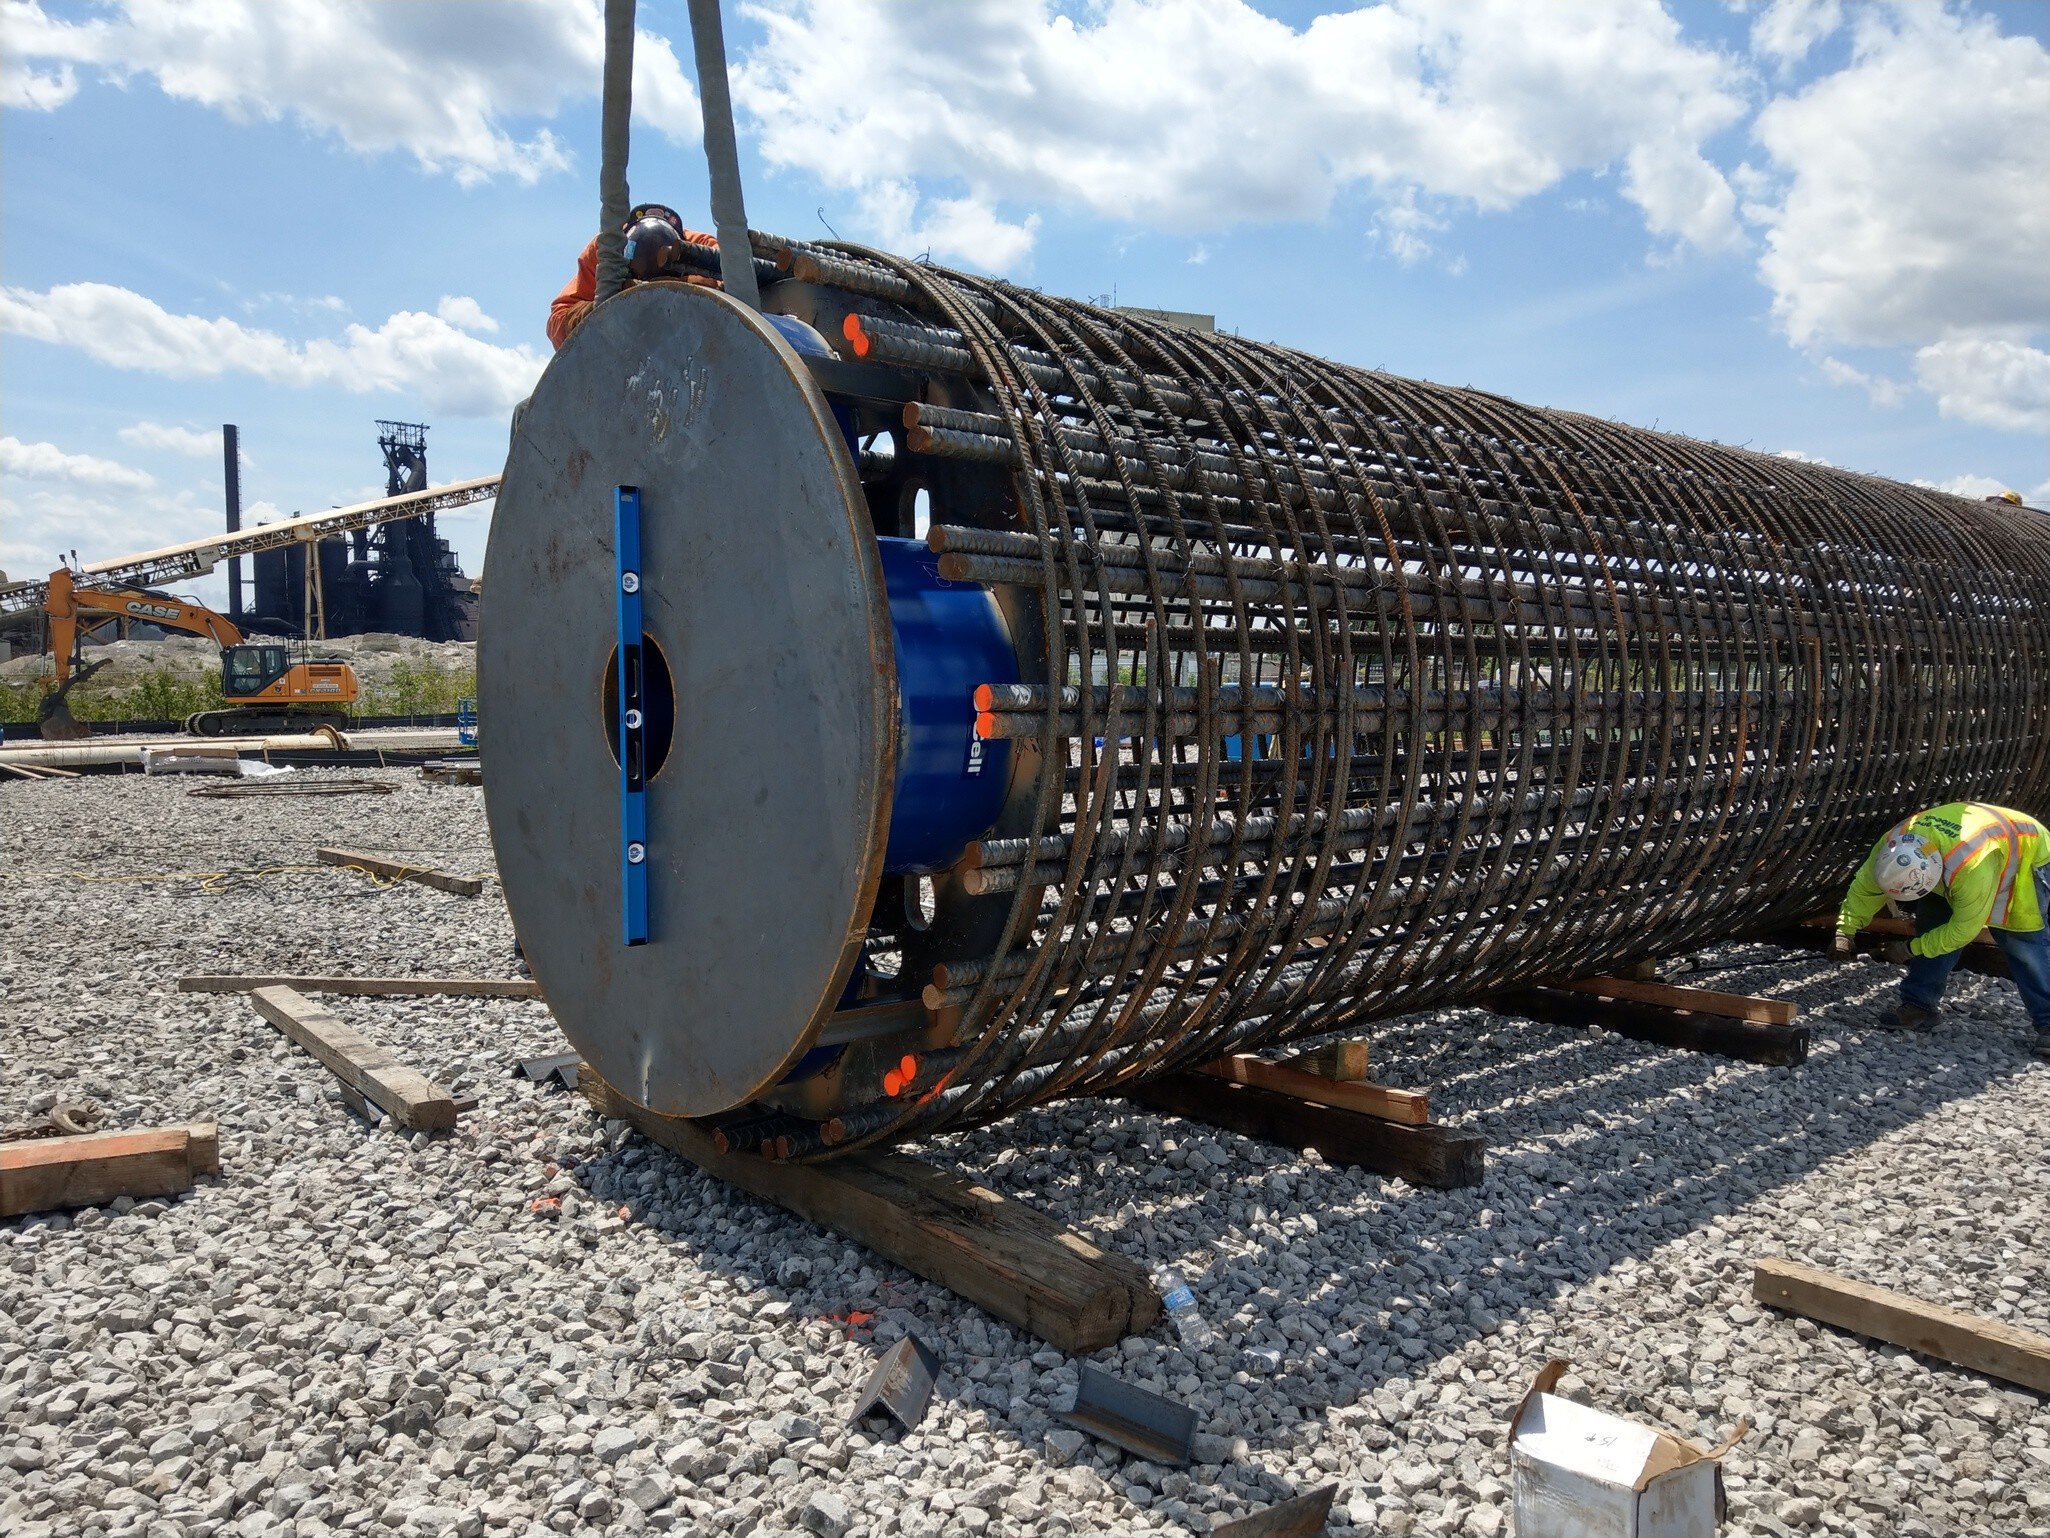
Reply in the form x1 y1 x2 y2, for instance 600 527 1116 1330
192 640 357 735
222 643 292 698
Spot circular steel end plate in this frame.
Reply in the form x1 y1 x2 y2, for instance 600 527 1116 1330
481 284 895 1117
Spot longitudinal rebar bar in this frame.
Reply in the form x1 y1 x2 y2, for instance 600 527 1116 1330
786 246 2050 1156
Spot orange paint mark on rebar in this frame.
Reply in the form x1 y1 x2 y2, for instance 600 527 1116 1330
842 313 871 358
883 1069 904 1097
973 683 996 711
975 711 998 739
899 1054 919 1083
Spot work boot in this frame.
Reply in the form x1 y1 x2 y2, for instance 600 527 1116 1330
1875 1002 1937 1032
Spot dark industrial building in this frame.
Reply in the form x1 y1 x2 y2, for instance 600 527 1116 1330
239 421 479 642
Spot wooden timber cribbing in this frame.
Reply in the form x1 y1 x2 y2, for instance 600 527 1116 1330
1550 975 1798 1026
1123 1073 1486 1189
1767 916 2011 979
580 1070 1159 1352
1491 985 1810 1066
316 846 485 898
183 974 539 999
251 986 459 1131
1755 1258 2050 1393
1194 1051 1428 1124
1 1124 219 1217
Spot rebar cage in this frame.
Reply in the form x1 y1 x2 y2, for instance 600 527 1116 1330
483 239 2050 1157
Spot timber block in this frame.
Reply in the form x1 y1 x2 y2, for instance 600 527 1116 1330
1492 986 1809 1066
1 1123 220 1218
580 1070 1159 1353
1125 1073 1486 1189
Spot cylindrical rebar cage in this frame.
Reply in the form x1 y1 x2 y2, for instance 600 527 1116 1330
481 240 2050 1157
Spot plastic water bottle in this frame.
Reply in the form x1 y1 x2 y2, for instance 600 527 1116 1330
1155 1267 1218 1349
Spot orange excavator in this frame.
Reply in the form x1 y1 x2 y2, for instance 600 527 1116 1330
39 566 359 740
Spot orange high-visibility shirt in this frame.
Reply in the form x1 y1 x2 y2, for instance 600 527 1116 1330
547 229 718 350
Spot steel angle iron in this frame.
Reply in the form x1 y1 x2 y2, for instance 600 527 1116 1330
481 238 2050 1158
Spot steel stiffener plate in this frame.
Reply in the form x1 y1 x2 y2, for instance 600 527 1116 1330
481 284 896 1118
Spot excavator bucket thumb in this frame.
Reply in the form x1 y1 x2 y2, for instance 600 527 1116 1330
37 656 106 742
37 694 88 742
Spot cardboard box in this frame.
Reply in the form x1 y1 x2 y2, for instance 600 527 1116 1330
1510 1359 1748 1538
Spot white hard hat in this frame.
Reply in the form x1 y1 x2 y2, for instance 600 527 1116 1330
1875 833 1941 901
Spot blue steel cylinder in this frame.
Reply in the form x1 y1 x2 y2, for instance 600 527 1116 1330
878 536 1017 873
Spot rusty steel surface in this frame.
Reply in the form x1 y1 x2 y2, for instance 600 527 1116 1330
481 284 896 1119
486 237 2050 1157
794 244 2050 1156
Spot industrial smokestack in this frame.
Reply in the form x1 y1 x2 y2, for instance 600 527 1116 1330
222 424 243 620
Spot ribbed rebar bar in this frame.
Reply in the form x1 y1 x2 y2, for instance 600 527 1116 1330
783 245 2050 1156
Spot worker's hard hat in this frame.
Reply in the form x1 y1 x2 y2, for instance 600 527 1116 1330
1874 832 1942 901
627 202 684 234
1992 489 2024 505
623 215 685 281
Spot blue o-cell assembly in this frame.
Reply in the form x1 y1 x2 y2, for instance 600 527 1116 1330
878 536 1017 874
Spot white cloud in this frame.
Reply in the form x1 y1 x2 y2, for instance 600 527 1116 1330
0 480 215 586
738 0 1746 265
1772 448 1833 466
1370 190 1448 267
1 60 77 110
0 439 175 580
853 181 1040 273
435 295 501 335
1743 5 2050 436
0 436 155 491
1817 355 1906 409
1913 335 2050 435
1911 472 2013 501
1746 5 2049 350
1748 0 1842 70
1 0 700 186
118 421 224 459
2 282 544 418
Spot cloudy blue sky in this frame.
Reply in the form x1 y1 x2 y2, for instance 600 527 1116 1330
3 0 2046 606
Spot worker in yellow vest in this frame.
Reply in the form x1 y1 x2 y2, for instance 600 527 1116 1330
1836 801 2050 1053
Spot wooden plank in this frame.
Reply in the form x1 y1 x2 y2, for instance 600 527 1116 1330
1492 986 1809 1066
184 1122 221 1175
1801 912 1980 941
316 846 485 898
1277 1040 1370 1082
181 974 539 998
1762 923 2009 979
581 1071 1158 1352
1125 1073 1485 1189
1754 1258 2050 1393
1554 975 1797 1026
250 986 458 1131
1194 1053 1428 1124
1 1123 218 1217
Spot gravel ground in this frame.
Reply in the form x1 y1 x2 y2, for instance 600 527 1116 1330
4 770 2046 1538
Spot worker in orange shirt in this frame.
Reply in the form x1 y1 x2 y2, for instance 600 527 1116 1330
547 202 719 350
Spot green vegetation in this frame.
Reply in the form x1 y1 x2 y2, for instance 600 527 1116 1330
354 658 478 717
0 667 223 725
0 657 476 725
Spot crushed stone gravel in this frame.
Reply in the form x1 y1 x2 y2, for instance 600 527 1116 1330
4 770 2046 1537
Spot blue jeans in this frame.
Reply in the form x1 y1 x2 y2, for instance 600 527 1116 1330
1902 869 2050 1033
